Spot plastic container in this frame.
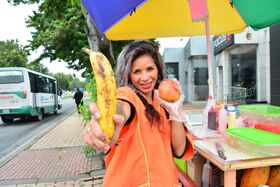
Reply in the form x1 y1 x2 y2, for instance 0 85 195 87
208 107 216 130
203 96 215 128
226 128 280 155
255 123 280 134
235 116 244 128
218 107 228 136
227 106 236 128
202 160 212 187
239 104 280 127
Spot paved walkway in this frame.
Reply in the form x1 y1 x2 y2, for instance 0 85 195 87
0 103 204 186
0 113 104 187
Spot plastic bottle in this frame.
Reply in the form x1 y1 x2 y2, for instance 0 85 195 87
215 102 223 127
218 106 228 136
227 106 236 128
208 107 217 130
202 160 212 187
203 96 215 128
235 116 244 128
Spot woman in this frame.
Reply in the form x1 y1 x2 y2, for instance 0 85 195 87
84 40 194 187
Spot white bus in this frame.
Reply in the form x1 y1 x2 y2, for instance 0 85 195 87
0 67 62 123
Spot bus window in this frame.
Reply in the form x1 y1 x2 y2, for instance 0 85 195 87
28 72 38 93
37 75 46 93
49 79 57 94
0 70 24 84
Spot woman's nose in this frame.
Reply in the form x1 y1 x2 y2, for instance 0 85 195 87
141 71 149 80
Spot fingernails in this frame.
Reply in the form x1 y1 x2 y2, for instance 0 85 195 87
104 145 110 152
94 112 100 119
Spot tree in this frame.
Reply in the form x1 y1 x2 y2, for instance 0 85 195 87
7 0 132 78
7 0 159 79
0 40 28 67
52 73 71 90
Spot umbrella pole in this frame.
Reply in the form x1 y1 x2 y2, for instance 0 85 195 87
205 18 214 99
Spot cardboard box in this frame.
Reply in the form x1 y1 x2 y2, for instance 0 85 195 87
187 154 206 187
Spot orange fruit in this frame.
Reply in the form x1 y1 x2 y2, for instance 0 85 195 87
158 79 180 102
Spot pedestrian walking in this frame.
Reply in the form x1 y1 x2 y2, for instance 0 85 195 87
73 87 83 112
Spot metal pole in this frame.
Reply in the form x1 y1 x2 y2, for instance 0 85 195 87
205 18 214 99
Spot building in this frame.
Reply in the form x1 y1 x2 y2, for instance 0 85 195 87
214 28 270 104
162 26 279 106
163 36 212 105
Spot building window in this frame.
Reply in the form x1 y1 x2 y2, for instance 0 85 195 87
231 49 256 102
194 67 208 85
165 63 179 79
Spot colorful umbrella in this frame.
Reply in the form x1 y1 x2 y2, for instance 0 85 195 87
232 0 280 30
81 0 280 99
82 0 247 40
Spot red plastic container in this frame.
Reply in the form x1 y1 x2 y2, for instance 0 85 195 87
255 123 280 135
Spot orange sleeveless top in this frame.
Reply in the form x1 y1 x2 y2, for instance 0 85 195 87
103 87 194 187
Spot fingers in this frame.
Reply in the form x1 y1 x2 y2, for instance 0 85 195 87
83 103 110 152
89 102 100 118
84 122 110 152
83 125 110 152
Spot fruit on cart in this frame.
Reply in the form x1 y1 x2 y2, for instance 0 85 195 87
240 166 270 187
158 79 180 102
267 165 280 187
83 48 116 144
255 123 280 135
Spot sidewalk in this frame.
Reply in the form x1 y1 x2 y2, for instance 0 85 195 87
0 103 204 187
0 112 105 187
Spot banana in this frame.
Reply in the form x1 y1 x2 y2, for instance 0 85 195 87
83 48 116 144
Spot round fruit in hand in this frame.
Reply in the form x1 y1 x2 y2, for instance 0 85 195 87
158 79 180 102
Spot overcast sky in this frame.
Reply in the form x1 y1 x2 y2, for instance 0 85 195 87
0 1 188 79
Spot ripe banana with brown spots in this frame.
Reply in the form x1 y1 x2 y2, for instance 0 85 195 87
83 48 116 144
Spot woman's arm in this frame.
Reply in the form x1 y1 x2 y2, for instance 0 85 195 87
171 121 186 157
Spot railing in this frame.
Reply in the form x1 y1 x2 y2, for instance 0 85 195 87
226 86 247 104
186 85 247 104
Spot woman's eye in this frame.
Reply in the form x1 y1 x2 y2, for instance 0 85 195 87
132 70 140 74
147 67 155 71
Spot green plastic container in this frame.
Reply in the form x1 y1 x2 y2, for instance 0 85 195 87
226 128 280 155
238 104 280 117
226 128 280 145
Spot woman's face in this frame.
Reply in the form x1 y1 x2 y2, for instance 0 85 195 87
130 55 158 99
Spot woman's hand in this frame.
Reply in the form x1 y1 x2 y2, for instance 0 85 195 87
83 102 125 152
155 79 186 122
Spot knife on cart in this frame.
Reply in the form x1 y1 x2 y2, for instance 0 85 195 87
215 142 227 160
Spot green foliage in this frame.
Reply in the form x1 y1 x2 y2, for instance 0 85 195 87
79 75 97 156
27 61 50 74
0 40 28 67
52 73 71 90
28 2 89 70
82 145 95 157
7 0 150 78
79 75 97 126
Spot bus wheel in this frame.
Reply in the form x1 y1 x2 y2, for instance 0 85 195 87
1 116 14 123
36 109 43 121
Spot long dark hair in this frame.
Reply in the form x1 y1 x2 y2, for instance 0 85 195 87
117 40 165 125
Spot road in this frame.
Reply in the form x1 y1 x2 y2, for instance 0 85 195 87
0 98 76 167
